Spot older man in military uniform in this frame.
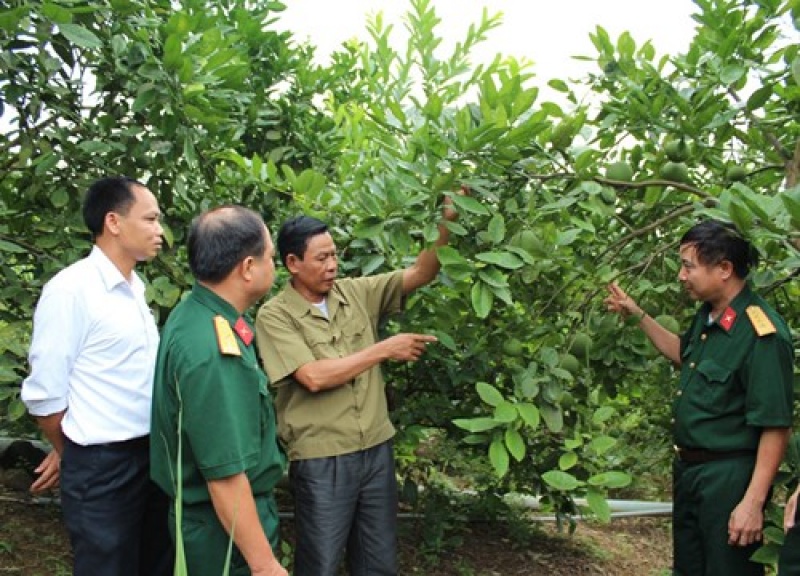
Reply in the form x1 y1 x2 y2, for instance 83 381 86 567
605 219 794 576
150 206 287 576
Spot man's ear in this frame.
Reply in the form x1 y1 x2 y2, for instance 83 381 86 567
285 253 301 275
718 259 734 280
104 212 121 236
240 256 255 281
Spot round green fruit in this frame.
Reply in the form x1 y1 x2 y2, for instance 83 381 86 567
664 139 689 162
654 314 681 334
569 333 593 359
600 187 617 205
659 161 690 183
559 353 580 374
725 165 747 182
605 161 633 182
503 338 524 357
551 121 574 150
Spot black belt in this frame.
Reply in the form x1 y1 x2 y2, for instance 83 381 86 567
674 446 754 464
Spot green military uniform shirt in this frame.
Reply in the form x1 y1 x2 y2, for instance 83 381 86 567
151 283 285 504
255 271 404 461
674 285 794 451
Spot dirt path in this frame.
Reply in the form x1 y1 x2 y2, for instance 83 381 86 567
0 487 671 576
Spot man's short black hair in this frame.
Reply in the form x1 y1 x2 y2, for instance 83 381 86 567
680 219 758 279
82 177 144 238
277 216 329 267
188 206 267 283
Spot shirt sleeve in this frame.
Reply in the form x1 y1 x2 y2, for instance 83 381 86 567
22 285 86 416
178 355 263 480
743 332 794 427
255 303 317 387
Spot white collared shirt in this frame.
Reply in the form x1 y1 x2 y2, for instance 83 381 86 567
22 246 159 445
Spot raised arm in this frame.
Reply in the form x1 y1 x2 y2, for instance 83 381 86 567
402 190 463 295
604 282 682 365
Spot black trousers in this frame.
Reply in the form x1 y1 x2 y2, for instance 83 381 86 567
60 436 173 576
291 439 398 576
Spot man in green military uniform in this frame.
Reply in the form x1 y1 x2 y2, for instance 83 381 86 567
151 206 287 576
255 195 460 576
605 219 794 576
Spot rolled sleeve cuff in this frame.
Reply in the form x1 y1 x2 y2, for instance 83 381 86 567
23 397 68 418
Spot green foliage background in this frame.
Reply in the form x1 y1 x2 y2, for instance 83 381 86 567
1 0 799 560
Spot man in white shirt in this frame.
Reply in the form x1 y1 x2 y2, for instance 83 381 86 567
22 176 173 576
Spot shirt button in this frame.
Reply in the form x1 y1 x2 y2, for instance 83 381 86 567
689 362 696 369
701 334 707 341
676 390 683 397
670 418 676 424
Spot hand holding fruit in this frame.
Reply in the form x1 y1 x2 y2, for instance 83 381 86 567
442 185 468 222
604 282 644 319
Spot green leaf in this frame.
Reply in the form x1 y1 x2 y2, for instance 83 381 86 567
0 366 19 383
720 64 746 85
559 451 578 471
586 489 611 522
542 470 580 491
746 84 772 111
556 228 582 247
0 6 28 31
453 417 500 433
0 240 27 253
34 152 59 176
450 194 489 215
505 428 526 462
489 284 514 306
587 471 631 488
476 381 504 407
475 251 524 270
489 436 509 477
42 2 73 23
431 330 456 352
58 23 102 49
164 33 183 71
351 219 385 239
477 267 508 288
486 213 506 244
589 435 617 455
7 398 26 421
592 406 615 424
540 402 563 433
750 543 780 565
470 281 494 318
359 255 385 276
133 88 158 113
516 403 540 429
78 141 113 154
494 401 517 423
436 246 470 266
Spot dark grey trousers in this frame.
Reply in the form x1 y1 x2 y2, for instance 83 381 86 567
60 436 173 576
291 439 398 576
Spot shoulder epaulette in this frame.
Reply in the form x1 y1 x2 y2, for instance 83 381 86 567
214 315 241 356
745 305 776 337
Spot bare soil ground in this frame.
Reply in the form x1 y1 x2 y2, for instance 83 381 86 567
0 483 672 576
